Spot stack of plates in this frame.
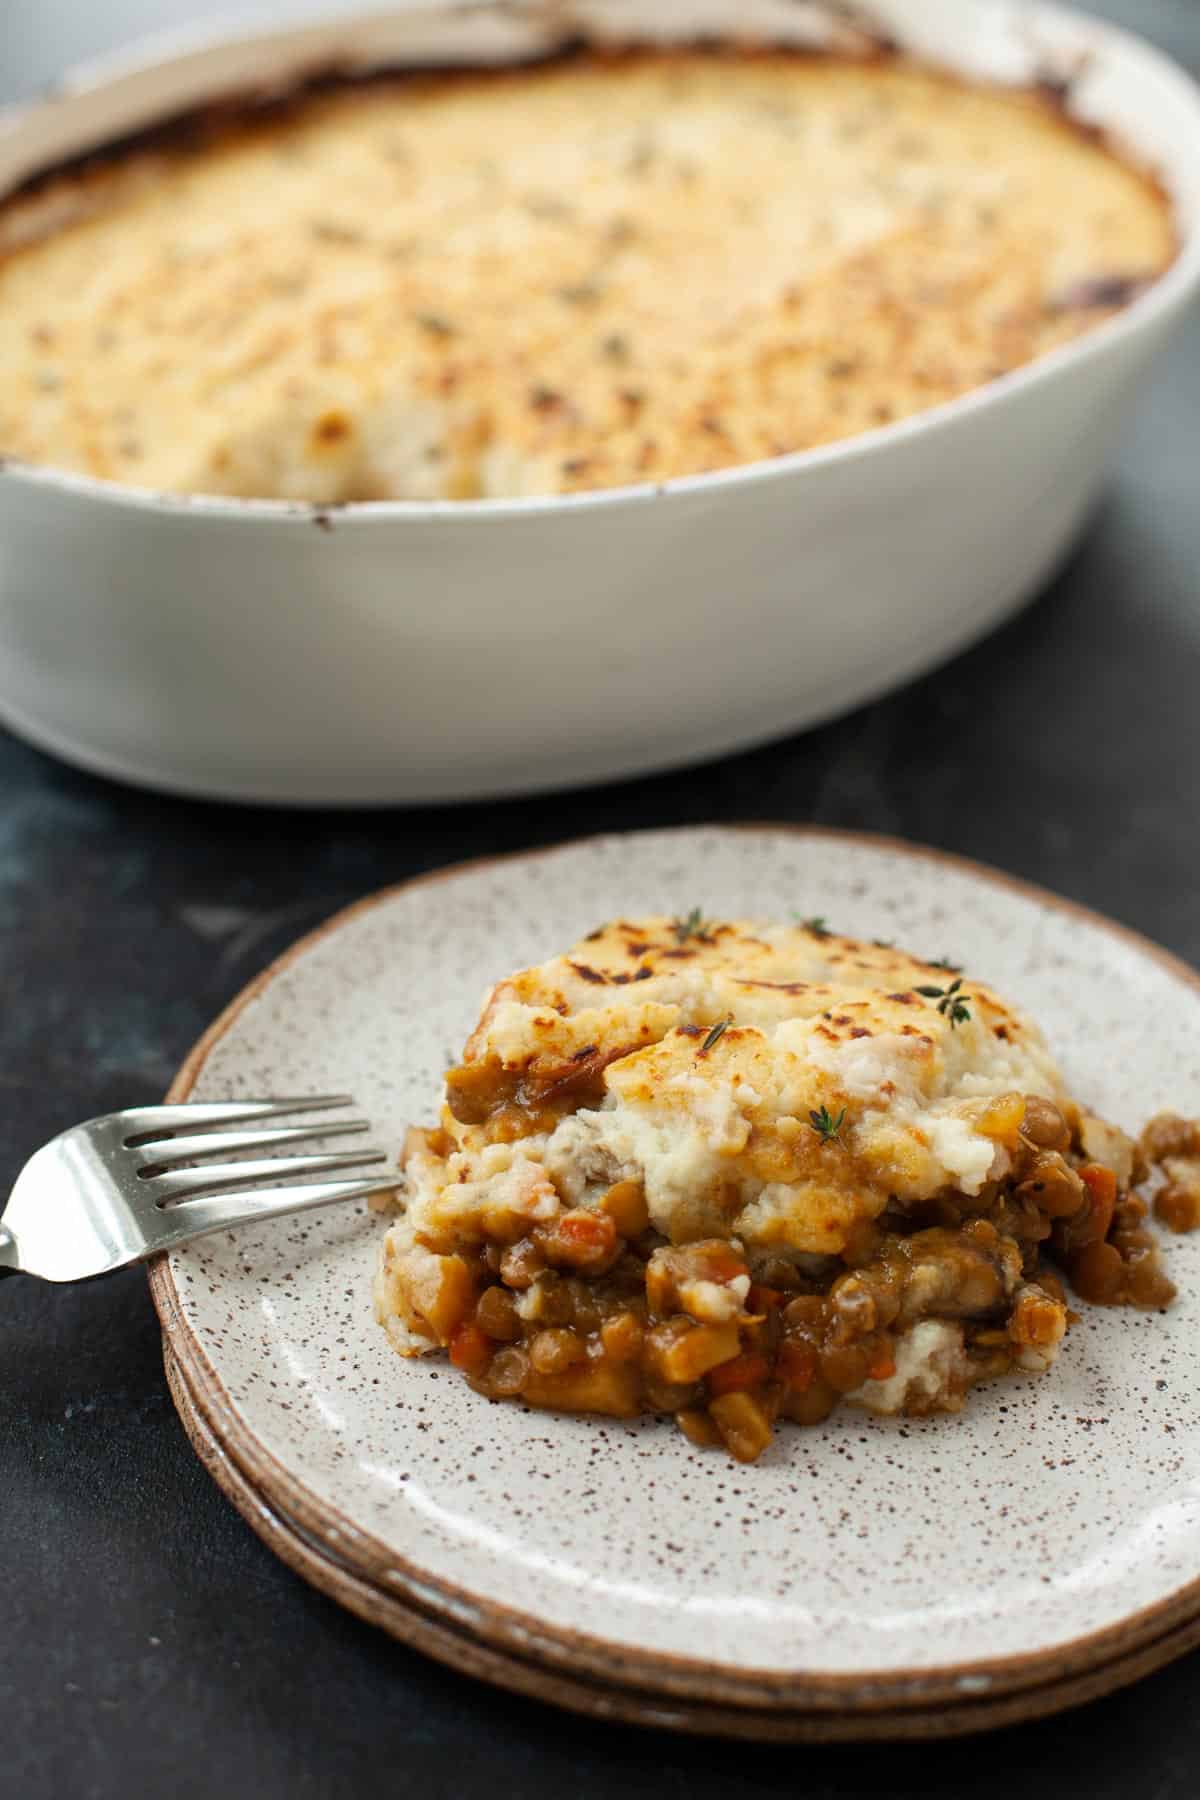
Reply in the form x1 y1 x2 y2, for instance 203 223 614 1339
150 828 1200 1739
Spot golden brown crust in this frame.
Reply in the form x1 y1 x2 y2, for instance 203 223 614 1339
0 47 1175 499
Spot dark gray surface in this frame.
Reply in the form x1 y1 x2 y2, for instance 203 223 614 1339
2 4 1200 1796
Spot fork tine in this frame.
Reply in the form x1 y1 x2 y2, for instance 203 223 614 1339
148 1174 396 1249
145 1149 389 1204
117 1096 355 1144
135 1118 370 1171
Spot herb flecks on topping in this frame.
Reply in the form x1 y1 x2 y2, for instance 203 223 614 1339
557 279 606 306
600 331 631 362
809 1105 846 1143
672 907 712 944
699 1016 731 1054
929 956 963 974
413 310 457 337
915 977 972 1027
800 915 832 940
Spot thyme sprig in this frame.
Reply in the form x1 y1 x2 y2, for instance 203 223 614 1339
413 310 457 337
809 1104 846 1143
672 907 711 944
915 977 972 1027
700 1016 731 1053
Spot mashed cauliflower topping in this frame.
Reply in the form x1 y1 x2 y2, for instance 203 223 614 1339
431 917 1063 1251
0 48 1174 500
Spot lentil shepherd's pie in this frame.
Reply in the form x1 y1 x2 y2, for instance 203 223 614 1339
374 918 1199 1463
0 47 1175 500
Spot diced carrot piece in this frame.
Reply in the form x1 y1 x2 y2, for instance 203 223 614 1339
645 1241 750 1317
703 1245 750 1284
707 1352 770 1396
867 1346 897 1381
1079 1162 1117 1243
1008 1286 1066 1349
448 1321 492 1376
539 1208 620 1272
1079 1162 1117 1203
559 1211 614 1248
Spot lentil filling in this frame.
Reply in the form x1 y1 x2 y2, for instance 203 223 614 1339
379 1095 1185 1463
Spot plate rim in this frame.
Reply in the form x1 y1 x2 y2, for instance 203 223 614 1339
149 822 1200 1710
162 1339 1200 1742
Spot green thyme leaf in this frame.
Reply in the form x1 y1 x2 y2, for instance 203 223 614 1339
413 310 457 337
808 1104 846 1143
672 908 710 944
916 978 972 1028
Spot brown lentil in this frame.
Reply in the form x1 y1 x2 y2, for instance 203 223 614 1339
475 1284 522 1340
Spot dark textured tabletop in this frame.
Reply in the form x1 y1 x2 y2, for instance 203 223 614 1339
2 3 1199 1795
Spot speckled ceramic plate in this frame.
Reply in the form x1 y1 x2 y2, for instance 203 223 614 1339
161 1339 1200 1741
151 827 1200 1725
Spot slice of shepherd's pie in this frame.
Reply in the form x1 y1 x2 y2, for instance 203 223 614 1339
374 916 1192 1462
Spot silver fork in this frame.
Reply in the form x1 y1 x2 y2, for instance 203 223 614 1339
0 1096 394 1282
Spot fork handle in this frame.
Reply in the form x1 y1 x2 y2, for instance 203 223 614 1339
0 1224 20 1277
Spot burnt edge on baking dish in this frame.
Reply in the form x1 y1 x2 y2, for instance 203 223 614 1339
0 41 566 209
0 6 1162 222
0 29 893 211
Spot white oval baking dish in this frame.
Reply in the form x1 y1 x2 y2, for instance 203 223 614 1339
0 0 1197 805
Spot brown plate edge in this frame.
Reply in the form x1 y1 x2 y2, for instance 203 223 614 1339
148 822 1200 1712
163 1339 1200 1743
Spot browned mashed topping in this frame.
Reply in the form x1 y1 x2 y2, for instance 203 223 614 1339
0 47 1175 500
374 917 1189 1463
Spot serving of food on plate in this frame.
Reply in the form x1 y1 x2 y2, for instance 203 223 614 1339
147 827 1200 1733
375 912 1197 1462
